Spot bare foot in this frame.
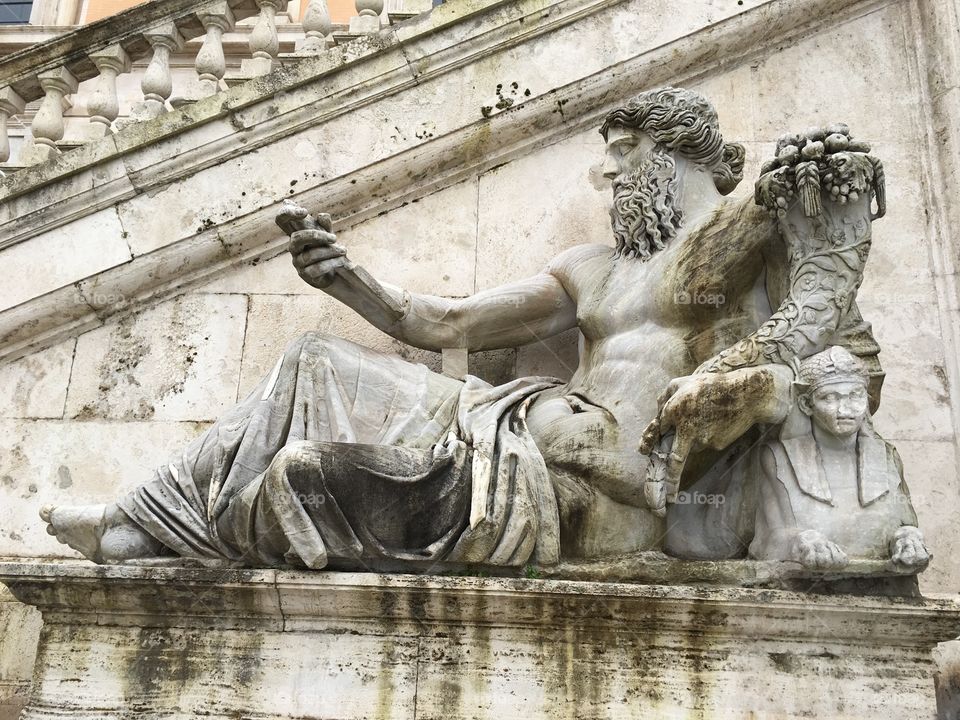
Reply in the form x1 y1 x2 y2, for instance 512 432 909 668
40 503 163 563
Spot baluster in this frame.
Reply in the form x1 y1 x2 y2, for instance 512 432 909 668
195 2 235 96
21 67 78 166
0 87 25 164
84 45 131 140
297 0 332 54
350 0 384 34
245 0 284 77
130 22 184 122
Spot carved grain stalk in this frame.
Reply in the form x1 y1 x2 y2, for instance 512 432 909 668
195 2 236 96
84 45 132 140
0 87 25 164
131 22 184 121
21 67 78 166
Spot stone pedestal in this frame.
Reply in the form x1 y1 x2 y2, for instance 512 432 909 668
1 561 958 719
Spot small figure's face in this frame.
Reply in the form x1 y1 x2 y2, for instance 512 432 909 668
602 126 656 180
800 380 869 437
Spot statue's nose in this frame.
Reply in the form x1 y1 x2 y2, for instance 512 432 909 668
601 156 619 180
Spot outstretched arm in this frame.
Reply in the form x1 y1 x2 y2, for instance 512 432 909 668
283 213 578 352
386 274 578 352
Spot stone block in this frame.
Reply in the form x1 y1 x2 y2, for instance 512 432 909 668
117 134 316 256
201 178 479 298
749 4 920 144
343 179 479 296
0 339 75 419
894 440 960 595
0 209 131 313
2 563 959 719
476 130 611 288
0 586 40 720
237 293 441 399
64 294 247 422
858 141 940 306
871 362 954 443
0 419 207 558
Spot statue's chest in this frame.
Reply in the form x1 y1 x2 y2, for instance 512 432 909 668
574 256 681 339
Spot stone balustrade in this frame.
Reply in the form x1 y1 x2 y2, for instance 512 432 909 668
0 0 428 168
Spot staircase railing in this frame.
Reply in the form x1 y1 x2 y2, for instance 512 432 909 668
0 0 430 168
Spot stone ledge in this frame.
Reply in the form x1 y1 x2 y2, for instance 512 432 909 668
2 561 959 718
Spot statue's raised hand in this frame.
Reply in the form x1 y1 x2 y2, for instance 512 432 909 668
275 201 406 322
276 201 345 289
639 364 794 515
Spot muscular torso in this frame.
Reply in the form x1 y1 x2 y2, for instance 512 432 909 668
524 207 768 516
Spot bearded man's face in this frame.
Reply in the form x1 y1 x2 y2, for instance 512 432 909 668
602 127 683 261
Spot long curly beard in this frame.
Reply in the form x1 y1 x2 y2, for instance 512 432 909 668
610 150 683 261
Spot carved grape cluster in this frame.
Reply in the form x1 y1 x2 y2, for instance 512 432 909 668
755 124 885 220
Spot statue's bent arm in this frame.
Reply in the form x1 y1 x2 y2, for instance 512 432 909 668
325 268 579 353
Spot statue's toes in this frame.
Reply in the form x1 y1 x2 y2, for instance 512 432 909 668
39 504 55 523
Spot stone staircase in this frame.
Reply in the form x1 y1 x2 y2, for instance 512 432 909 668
0 0 435 172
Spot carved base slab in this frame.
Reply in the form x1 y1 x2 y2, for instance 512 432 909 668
1 561 958 719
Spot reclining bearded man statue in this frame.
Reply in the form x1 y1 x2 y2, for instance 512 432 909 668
39 86 889 573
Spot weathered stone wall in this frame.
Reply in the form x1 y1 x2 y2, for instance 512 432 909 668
0 584 40 720
1 0 959 714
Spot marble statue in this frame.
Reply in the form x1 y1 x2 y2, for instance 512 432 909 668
749 345 928 570
39 87 902 577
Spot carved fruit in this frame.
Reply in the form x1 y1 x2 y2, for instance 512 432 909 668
777 133 800 152
824 133 849 153
778 145 800 166
826 122 851 137
801 141 824 159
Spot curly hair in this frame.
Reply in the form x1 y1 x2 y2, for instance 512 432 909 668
600 87 745 195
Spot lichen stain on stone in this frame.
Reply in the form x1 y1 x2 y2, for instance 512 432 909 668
75 314 152 420
56 465 73 489
680 598 731 713
768 651 799 673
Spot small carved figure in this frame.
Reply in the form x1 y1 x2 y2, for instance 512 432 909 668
749 346 928 571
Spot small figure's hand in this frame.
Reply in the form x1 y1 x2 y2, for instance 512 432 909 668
289 223 348 290
890 526 930 569
791 529 849 570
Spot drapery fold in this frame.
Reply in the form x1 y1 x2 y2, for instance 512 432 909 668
119 333 561 569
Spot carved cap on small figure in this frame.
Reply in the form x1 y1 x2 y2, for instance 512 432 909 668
796 346 868 393
794 346 870 439
599 86 746 195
